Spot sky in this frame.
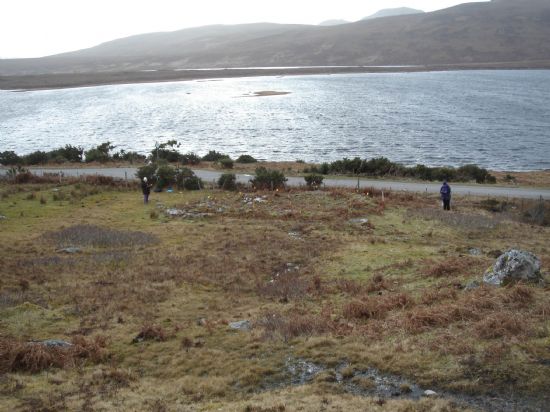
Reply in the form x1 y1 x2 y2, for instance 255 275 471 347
0 0 482 58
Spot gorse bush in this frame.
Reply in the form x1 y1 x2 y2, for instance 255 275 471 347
150 140 182 163
1 146 85 165
251 167 287 190
181 175 203 190
304 174 324 188
136 163 202 191
0 151 22 165
175 167 198 189
218 173 237 191
236 154 258 163
202 150 229 162
155 164 177 190
219 157 234 169
180 152 201 165
85 142 115 163
305 156 496 183
136 164 158 185
112 150 146 163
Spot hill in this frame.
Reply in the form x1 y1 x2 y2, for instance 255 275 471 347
362 7 424 20
1 0 549 76
318 19 350 26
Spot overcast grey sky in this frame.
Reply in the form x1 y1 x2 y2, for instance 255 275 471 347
0 0 484 58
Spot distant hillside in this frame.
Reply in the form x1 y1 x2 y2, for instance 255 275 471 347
1 0 550 76
362 7 424 20
319 19 350 26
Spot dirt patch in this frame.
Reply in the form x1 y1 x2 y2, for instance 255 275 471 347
43 224 157 248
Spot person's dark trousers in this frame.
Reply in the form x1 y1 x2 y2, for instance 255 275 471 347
443 199 451 211
144 194 149 204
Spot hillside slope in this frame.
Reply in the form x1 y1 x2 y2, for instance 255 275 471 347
1 0 549 75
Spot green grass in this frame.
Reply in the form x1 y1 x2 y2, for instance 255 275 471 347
0 182 549 411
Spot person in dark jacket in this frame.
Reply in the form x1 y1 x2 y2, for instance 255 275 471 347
141 177 152 204
440 181 451 211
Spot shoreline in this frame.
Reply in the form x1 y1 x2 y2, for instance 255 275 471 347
2 165 550 199
2 61 550 91
1 162 549 189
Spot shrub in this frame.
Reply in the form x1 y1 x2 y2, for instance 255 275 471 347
150 140 182 163
51 145 84 163
155 164 177 190
218 173 237 190
304 174 324 188
236 154 258 163
457 164 496 184
219 157 234 169
202 150 229 162
24 151 49 165
132 325 168 343
112 150 146 163
180 152 201 165
136 164 158 185
85 142 115 163
182 176 203 191
0 151 22 166
251 167 287 190
0 336 107 373
174 167 202 190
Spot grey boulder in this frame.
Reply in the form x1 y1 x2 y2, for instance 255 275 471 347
483 249 541 286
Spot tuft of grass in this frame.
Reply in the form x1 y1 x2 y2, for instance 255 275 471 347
0 336 107 373
132 325 168 343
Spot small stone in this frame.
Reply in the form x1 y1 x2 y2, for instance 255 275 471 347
423 390 438 397
468 248 482 256
196 318 207 326
229 320 251 331
464 280 481 290
348 218 369 225
56 247 81 254
30 339 73 348
166 208 183 217
0 215 7 220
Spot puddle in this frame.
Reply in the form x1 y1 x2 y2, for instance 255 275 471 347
267 358 548 412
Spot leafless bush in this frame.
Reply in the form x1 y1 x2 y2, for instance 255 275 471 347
257 272 310 301
257 312 331 341
424 256 485 278
44 224 157 248
474 312 529 339
132 325 168 343
343 293 413 320
0 336 107 373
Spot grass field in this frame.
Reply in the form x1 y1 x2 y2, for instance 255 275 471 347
0 181 549 411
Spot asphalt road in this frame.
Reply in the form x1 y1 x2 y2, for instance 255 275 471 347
2 167 549 200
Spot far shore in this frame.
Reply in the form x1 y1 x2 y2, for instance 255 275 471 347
2 61 550 91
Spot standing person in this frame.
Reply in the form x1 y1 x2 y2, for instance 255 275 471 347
141 177 151 204
440 180 451 211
